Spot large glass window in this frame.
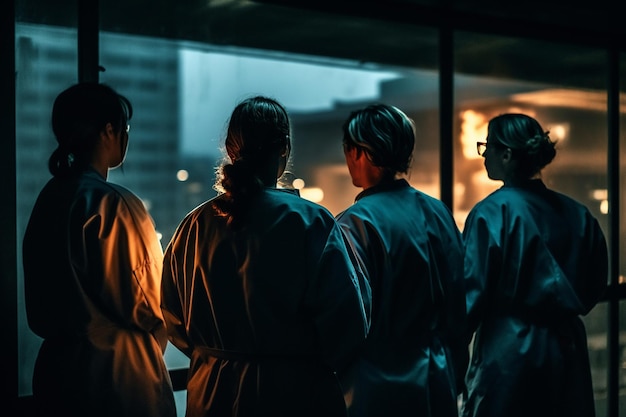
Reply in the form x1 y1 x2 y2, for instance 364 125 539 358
15 2 625 415
16 21 439 413
15 23 78 398
619 52 626 415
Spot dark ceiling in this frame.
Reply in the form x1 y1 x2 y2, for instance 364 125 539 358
15 0 625 90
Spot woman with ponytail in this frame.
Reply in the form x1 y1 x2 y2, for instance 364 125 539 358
22 82 176 417
161 96 370 417
462 113 608 417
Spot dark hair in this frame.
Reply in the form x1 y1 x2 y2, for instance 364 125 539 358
342 103 415 178
48 82 132 178
488 113 556 178
213 96 291 228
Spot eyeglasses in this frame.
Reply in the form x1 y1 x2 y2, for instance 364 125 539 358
477 140 509 156
476 141 487 156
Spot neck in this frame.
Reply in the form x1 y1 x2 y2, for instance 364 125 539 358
504 175 539 187
90 163 108 180
257 158 280 187
362 171 397 190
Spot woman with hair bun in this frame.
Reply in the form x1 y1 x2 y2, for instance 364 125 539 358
161 95 370 417
462 113 608 417
23 82 176 417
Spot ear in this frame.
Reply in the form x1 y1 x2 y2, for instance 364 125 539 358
501 147 513 163
343 145 358 164
346 146 366 160
100 122 116 144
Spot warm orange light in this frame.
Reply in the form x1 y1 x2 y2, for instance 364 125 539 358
460 110 488 160
292 178 305 189
300 187 324 203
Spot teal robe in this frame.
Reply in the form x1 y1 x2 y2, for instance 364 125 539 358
461 179 608 417
336 179 467 417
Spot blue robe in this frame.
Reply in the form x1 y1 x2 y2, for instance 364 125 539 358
461 179 608 417
161 187 370 417
23 169 176 417
335 179 467 417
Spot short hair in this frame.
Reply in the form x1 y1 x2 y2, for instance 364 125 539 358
342 103 415 177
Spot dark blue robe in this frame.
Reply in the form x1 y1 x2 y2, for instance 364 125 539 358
461 179 608 417
336 179 467 417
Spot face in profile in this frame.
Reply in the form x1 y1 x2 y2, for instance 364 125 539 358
343 144 362 188
108 123 130 170
482 140 508 181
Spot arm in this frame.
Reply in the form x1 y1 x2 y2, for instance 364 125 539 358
160 221 195 358
305 219 371 373
462 208 500 341
89 191 168 350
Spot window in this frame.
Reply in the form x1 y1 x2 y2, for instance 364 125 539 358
12 2 626 416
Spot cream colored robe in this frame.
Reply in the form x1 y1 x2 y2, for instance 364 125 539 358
23 168 176 417
162 187 371 417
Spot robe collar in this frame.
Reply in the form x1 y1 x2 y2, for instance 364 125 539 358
355 178 409 202
503 178 546 192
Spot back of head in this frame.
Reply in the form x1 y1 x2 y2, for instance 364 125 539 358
487 113 556 178
214 96 291 228
49 82 132 177
223 96 291 164
342 103 415 178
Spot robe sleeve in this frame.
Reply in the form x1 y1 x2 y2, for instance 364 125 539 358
84 192 167 351
304 219 371 373
462 207 501 340
160 217 196 358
